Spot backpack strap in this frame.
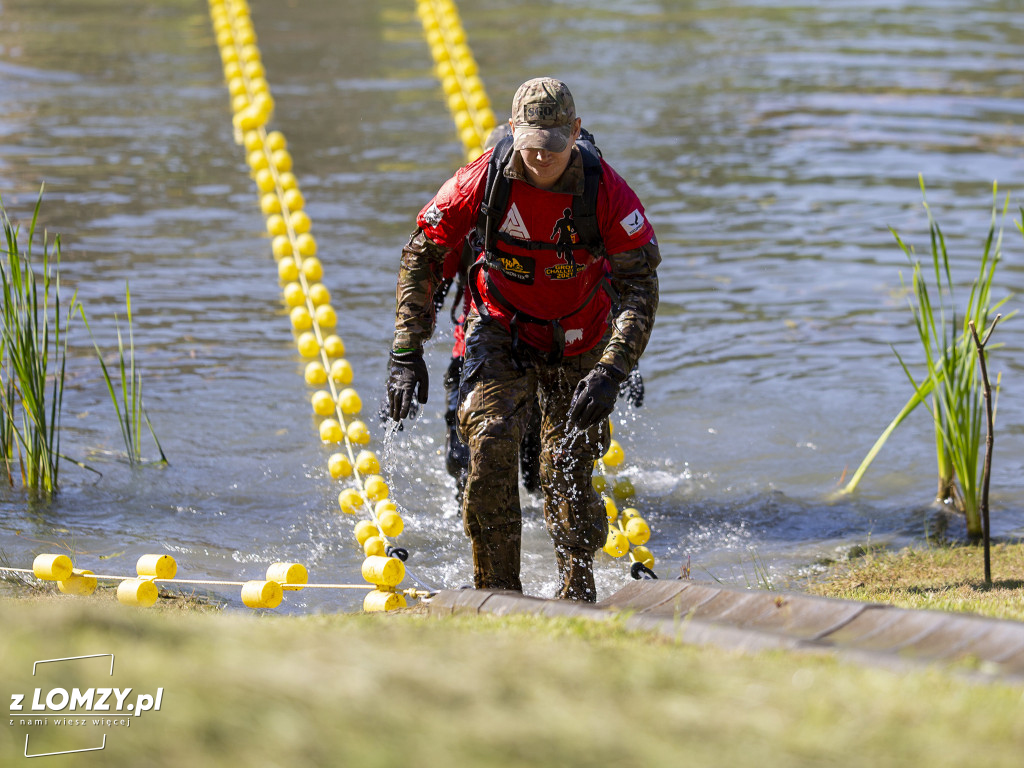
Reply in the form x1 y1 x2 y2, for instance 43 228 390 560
476 134 516 257
570 141 604 256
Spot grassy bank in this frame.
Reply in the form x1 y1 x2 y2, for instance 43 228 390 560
2 594 1023 767
808 540 1024 621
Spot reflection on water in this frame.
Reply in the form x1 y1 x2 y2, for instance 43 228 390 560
1 0 1024 611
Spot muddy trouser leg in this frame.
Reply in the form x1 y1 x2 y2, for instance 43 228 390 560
458 314 535 592
537 340 611 602
519 402 542 493
443 356 469 499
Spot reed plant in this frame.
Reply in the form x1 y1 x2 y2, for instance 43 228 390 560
0 191 76 495
80 283 166 466
1 340 14 482
842 178 1013 541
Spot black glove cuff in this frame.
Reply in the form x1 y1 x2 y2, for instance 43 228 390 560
391 349 423 363
595 362 628 385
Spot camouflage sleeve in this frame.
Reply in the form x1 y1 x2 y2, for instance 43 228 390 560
392 229 451 352
598 240 661 380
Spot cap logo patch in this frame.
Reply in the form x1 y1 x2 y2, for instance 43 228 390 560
524 103 558 123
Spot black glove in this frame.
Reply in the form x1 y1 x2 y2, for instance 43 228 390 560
620 365 645 408
566 365 622 433
377 395 417 427
387 350 429 422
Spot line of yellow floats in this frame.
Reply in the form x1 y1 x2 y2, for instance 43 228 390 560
11 553 412 610
414 0 496 162
0 0 417 613
212 0 416 611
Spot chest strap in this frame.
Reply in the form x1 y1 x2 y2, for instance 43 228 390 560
468 257 615 369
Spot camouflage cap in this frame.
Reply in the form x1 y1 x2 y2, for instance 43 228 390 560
510 77 576 152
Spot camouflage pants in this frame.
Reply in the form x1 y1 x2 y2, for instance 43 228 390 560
457 313 610 599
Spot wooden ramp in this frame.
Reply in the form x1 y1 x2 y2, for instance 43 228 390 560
427 580 1024 682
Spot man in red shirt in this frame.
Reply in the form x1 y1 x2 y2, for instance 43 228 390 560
388 77 660 601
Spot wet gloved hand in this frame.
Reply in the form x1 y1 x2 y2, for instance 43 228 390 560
387 350 429 422
566 365 623 433
377 395 417 428
619 365 645 408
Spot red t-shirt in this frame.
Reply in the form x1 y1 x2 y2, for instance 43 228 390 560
419 148 654 355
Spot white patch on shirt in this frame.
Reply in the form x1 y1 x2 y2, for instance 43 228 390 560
423 202 444 227
619 209 646 237
499 203 531 240
564 328 584 345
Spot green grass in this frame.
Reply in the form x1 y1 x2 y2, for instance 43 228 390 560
1 595 1023 767
808 541 1024 621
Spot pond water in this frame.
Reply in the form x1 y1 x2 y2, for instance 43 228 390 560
2 0 1024 611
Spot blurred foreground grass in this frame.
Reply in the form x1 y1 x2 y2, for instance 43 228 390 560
1 593 1023 767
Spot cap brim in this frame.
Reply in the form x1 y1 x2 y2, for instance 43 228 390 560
512 124 572 153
